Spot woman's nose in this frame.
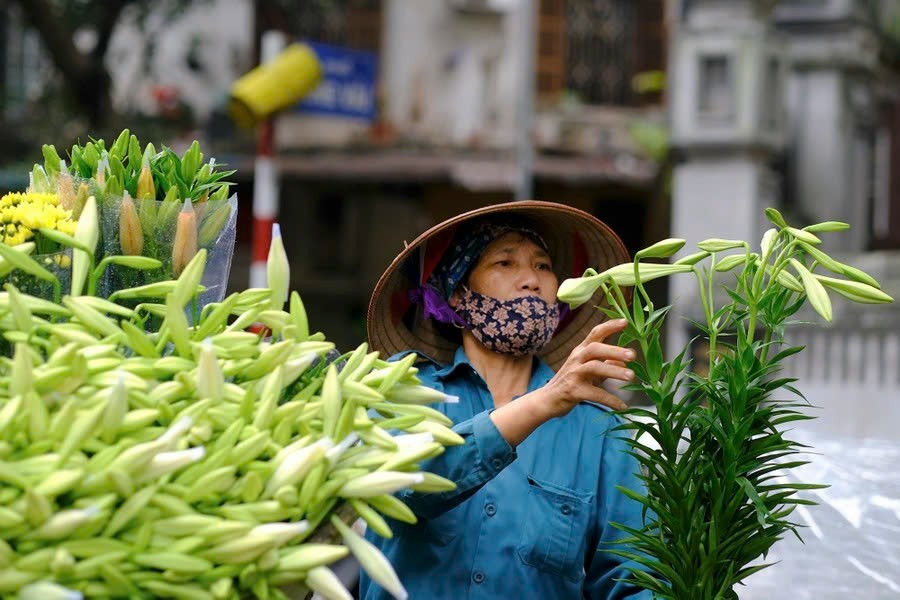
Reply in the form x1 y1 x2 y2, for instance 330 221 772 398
519 269 540 291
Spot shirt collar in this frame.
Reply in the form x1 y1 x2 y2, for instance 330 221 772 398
434 345 555 391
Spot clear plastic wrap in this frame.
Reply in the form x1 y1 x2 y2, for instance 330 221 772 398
6 248 72 298
97 193 238 305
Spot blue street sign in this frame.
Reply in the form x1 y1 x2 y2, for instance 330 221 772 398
296 42 378 121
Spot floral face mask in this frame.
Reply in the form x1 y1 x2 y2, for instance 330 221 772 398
454 288 560 357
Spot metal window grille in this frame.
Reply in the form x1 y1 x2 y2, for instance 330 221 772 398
566 0 638 105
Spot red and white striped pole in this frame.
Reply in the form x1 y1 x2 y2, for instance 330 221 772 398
250 30 287 289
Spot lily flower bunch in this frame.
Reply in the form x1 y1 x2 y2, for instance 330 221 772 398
29 130 238 300
558 208 893 599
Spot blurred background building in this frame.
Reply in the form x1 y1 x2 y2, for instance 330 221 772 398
0 0 670 349
2 0 899 596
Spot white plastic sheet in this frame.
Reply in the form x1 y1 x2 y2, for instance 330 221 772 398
742 430 900 599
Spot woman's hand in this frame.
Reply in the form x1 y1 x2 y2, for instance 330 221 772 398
533 318 636 417
490 319 636 447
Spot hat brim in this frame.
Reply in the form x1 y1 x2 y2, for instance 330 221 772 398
366 201 632 371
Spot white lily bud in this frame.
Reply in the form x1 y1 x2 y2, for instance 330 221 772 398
407 420 464 446
138 447 206 483
673 251 711 266
384 383 458 406
306 566 354 600
813 274 894 305
332 516 408 600
18 582 83 600
11 343 32 398
760 228 777 259
157 416 194 448
803 220 850 233
338 472 426 498
267 223 290 310
101 372 128 441
250 521 310 546
556 274 604 308
697 238 745 253
789 259 833 322
277 544 350 572
599 262 693 287
196 339 225 401
786 227 822 245
393 432 435 450
33 506 99 540
271 436 315 470
282 352 318 386
714 254 750 273
326 434 360 465
634 238 686 260
265 439 332 496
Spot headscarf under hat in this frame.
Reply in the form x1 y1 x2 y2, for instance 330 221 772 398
407 217 550 328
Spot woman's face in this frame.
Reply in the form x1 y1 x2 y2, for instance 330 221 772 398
455 232 559 304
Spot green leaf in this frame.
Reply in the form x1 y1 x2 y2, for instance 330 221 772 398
42 144 62 176
110 129 130 160
0 243 57 283
37 228 90 254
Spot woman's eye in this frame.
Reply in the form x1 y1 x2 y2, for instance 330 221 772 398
537 263 552 271
495 260 511 267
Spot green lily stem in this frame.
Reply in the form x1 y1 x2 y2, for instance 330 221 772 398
707 254 718 368
632 260 655 313
750 239 798 350
600 282 625 318
694 266 714 361
88 257 112 297
191 295 200 326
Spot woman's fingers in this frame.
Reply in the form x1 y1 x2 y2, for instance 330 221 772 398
581 318 628 347
578 341 635 365
582 359 634 383
584 386 628 411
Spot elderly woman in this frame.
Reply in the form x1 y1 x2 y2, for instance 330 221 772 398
364 201 653 599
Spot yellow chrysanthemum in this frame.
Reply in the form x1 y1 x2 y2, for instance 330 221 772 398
0 191 77 247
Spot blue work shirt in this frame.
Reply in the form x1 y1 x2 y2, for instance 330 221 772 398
360 346 655 600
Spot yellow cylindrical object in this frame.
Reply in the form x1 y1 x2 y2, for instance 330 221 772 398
229 43 323 128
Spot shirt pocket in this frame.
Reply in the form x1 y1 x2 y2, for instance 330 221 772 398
421 505 461 546
516 476 594 583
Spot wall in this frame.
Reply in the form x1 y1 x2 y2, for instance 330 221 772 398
105 0 254 122
382 0 526 148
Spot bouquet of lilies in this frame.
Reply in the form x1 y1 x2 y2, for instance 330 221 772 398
30 130 238 305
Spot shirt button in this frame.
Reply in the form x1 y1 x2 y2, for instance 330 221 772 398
472 571 485 584
561 504 572 515
485 503 497 516
490 458 503 470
